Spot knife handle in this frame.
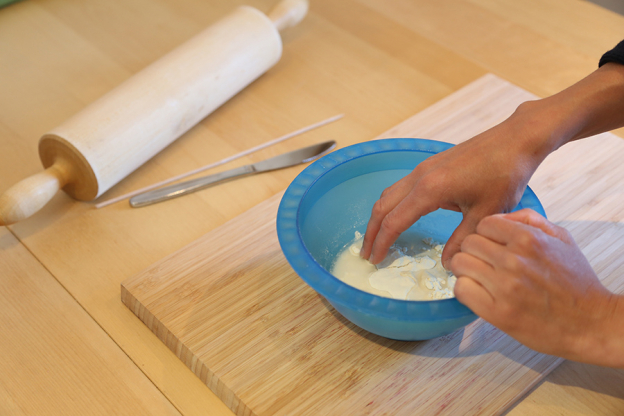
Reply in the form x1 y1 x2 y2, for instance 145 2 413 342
129 164 255 208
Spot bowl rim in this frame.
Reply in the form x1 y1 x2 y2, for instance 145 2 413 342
276 138 546 320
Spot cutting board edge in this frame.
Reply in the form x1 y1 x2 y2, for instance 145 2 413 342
120 282 256 416
119 73 599 416
121 191 286 416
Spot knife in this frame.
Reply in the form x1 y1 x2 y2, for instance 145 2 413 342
129 140 337 207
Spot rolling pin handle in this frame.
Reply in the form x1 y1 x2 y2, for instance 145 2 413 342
268 0 309 32
0 161 70 226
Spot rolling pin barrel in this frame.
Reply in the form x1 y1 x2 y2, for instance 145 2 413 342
0 0 308 226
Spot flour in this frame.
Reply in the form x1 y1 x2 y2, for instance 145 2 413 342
330 232 457 301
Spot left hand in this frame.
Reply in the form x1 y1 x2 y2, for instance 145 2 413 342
451 208 621 366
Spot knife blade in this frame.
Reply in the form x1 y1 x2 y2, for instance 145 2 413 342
129 140 337 208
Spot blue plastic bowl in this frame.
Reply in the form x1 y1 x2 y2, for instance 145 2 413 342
276 139 545 340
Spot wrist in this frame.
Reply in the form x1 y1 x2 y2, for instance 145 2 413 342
501 99 563 168
505 63 624 164
574 291 624 368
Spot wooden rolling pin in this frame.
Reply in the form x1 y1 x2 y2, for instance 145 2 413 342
0 0 308 226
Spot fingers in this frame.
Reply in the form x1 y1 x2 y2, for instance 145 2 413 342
459 234 504 272
453 276 495 317
368 189 438 264
360 176 417 261
500 209 570 242
475 212 544 246
452 249 497 292
440 212 482 268
475 211 572 258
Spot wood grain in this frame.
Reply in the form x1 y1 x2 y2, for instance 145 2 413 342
0 1 308 224
122 74 624 416
0 227 180 415
2 2 456 413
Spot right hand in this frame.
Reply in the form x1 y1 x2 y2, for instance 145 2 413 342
450 208 623 367
360 108 547 267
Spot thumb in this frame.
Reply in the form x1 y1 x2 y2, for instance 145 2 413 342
441 212 482 268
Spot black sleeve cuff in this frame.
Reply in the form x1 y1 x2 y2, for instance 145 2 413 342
599 40 624 67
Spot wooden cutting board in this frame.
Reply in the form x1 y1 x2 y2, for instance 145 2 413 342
122 74 624 416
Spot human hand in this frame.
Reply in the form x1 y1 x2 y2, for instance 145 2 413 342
451 209 624 367
360 113 545 266
361 62 624 267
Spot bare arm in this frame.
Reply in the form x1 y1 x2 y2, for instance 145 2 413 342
360 61 624 367
360 62 624 266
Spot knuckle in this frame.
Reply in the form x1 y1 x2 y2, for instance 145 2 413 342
412 159 431 175
371 199 387 218
501 252 522 272
515 229 541 252
379 214 402 238
417 173 439 194
380 186 392 199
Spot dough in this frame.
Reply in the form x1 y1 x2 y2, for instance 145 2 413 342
330 232 457 301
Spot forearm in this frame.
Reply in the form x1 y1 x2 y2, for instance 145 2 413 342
361 54 624 267
504 66 624 367
506 62 624 162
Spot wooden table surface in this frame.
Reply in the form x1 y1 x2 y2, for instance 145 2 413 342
1 0 623 415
